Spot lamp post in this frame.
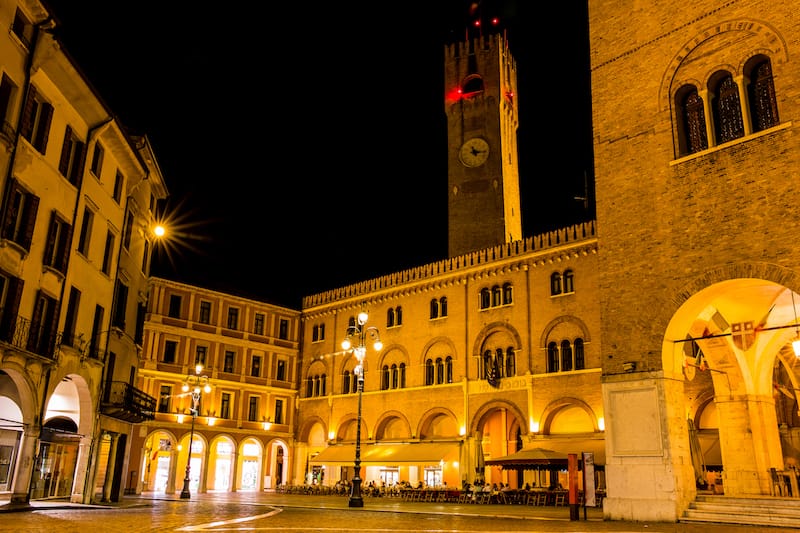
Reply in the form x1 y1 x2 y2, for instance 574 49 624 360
179 364 211 499
341 310 382 508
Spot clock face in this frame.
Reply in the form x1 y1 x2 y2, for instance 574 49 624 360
459 137 490 167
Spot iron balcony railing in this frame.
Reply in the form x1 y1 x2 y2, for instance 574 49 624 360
100 381 156 423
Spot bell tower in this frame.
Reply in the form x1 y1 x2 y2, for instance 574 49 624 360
444 29 522 258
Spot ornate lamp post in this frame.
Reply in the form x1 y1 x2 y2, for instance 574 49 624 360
341 310 382 508
179 364 211 499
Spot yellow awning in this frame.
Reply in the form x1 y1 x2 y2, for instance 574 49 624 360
309 442 461 466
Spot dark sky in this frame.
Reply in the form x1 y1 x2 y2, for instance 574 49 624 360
44 1 593 309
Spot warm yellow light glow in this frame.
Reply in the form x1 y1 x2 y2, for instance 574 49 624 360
263 421 272 431
207 417 215 426
342 338 352 350
203 383 212 394
195 363 203 375
177 414 184 424
177 444 183 451
182 383 189 393
598 417 605 431
328 431 335 440
358 311 369 325
459 426 466 436
530 420 539 433
153 224 166 237
373 339 383 351
793 339 800 357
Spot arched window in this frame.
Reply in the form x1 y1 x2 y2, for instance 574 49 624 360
430 299 439 319
440 297 447 317
547 342 559 373
395 306 402 326
306 377 313 397
561 340 573 371
492 285 502 307
381 365 390 390
480 288 491 309
342 370 351 394
563 270 574 293
495 348 504 378
502 283 513 304
574 338 585 370
483 350 494 378
445 356 453 383
387 308 395 327
348 316 356 328
505 347 516 377
425 358 434 385
550 272 562 295
321 374 326 395
398 363 406 388
747 57 779 132
435 357 444 384
391 364 398 389
314 375 321 396
678 86 708 155
711 72 744 144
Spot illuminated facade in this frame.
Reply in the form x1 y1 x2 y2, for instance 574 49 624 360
1 0 800 526
130 278 299 495
0 0 166 505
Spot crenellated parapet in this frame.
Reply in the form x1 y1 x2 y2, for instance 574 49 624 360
302 220 597 309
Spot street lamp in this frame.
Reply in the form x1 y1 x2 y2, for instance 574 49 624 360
179 364 211 499
341 310 382 508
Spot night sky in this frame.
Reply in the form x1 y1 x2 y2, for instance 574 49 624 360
43 1 592 309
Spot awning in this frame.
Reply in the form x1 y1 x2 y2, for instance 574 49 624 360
533 438 606 464
309 442 460 466
485 447 569 469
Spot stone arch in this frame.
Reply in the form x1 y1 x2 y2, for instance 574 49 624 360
374 410 412 440
659 18 788 111
297 415 328 443
470 398 527 437
539 314 592 348
538 397 600 434
417 407 459 440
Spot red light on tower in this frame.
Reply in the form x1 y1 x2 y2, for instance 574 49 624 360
491 17 500 26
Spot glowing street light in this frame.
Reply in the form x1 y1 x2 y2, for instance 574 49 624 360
341 311 382 508
179 364 211 499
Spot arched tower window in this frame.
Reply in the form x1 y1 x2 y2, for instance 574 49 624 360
387 308 395 327
440 297 447 317
425 358 434 386
561 340 573 371
547 342 559 373
381 364 390 390
430 299 439 319
550 272 562 295
747 57 779 132
342 370 351 394
711 72 744 144
502 283 513 304
435 357 444 384
492 285 502 307
445 356 453 383
480 288 491 309
677 86 708 155
575 338 585 370
505 347 516 377
563 270 574 293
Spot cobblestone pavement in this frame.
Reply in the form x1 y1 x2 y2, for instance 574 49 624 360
0 491 797 532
